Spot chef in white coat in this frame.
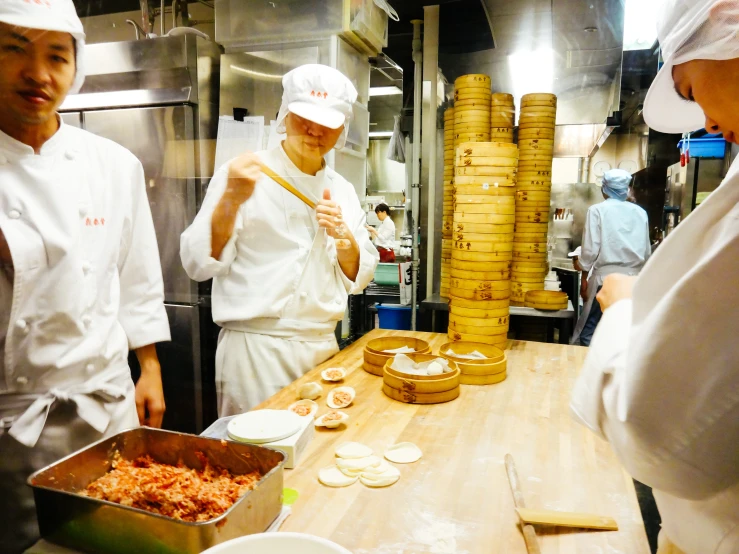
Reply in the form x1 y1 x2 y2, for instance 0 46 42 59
366 202 396 262
571 168 651 346
181 64 378 416
571 1 739 553
0 1 170 550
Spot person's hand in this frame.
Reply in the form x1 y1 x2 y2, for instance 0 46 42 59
135 364 166 428
597 274 637 312
317 189 353 248
580 276 588 301
366 225 378 236
225 152 262 204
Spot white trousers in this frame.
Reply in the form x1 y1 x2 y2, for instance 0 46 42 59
215 330 339 417
0 377 138 553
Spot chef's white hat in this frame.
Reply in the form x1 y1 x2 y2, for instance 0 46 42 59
276 64 358 150
644 0 739 134
0 0 86 95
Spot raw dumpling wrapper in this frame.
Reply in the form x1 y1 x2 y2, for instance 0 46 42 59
319 466 358 487
335 442 373 459
384 442 423 464
359 465 401 487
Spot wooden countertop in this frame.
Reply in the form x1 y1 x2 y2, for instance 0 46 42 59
258 330 650 554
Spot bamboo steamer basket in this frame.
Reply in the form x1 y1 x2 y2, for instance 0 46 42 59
448 300 510 317
449 320 509 336
525 301 568 311
455 166 517 177
518 130 555 141
516 191 551 201
525 290 568 305
383 383 460 404
454 111 492 121
382 355 460 394
490 127 515 135
454 90 491 100
518 151 554 161
453 357 508 377
453 240 513 253
460 372 507 385
521 92 557 102
449 287 510 301
519 111 556 122
511 273 548 283
517 160 553 170
519 138 554 148
454 119 491 128
516 183 552 192
491 92 514 104
449 312 509 327
363 337 431 375
447 329 507 346
451 249 513 263
518 120 556 129
453 222 514 235
455 98 492 108
457 157 518 168
453 232 513 243
511 281 545 291
455 131 490 139
490 116 515 127
515 213 547 224
512 260 549 269
511 267 548 277
457 143 518 156
439 341 505 364
513 241 547 252
515 202 551 212
517 169 552 178
453 212 515 225
453 204 516 215
449 277 511 291
513 252 548 262
448 297 510 312
514 232 548 243
454 195 516 206
455 74 491 87
521 96 557 108
454 178 517 188
450 258 511 272
451 268 510 282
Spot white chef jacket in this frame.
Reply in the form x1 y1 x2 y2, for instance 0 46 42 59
180 144 378 338
571 159 739 554
0 118 170 447
579 198 651 274
374 216 396 249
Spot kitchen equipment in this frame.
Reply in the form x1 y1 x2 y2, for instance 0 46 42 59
382 354 461 403
363 336 430 376
438 341 507 385
201 532 351 554
505 454 542 554
28 428 285 554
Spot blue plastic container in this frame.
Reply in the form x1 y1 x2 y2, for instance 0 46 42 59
376 304 412 330
677 135 726 158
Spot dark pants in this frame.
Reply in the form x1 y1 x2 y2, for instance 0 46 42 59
579 286 603 347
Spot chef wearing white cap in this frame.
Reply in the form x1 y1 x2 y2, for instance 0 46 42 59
571 2 739 553
570 168 651 346
0 1 170 550
181 64 378 416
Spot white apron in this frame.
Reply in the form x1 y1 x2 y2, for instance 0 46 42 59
216 226 341 416
571 264 640 345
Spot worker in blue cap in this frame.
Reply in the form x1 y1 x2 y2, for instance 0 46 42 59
571 168 651 345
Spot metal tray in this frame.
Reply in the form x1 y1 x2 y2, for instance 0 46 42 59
28 427 285 554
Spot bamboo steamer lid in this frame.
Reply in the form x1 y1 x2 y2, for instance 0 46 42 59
382 382 460 404
453 212 515 225
491 92 514 104
518 129 555 140
456 166 517 177
457 157 518 167
520 99 557 109
448 304 510 319
453 240 513 253
453 232 513 243
453 222 514 234
521 92 556 102
452 249 513 263
454 178 517 189
450 312 509 327
447 329 508 347
450 267 510 282
454 195 516 206
450 277 511 291
450 258 511 272
514 222 549 233
449 320 509 336
455 98 493 108
449 296 509 310
454 73 491 87
453 204 516 215
515 213 547 223
449 287 510 300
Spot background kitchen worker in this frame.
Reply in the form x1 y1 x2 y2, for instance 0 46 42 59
366 203 396 262
181 64 378 416
0 1 170 550
570 168 650 346
570 1 739 553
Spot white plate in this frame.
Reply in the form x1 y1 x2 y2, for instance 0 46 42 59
227 409 303 444
201 532 351 554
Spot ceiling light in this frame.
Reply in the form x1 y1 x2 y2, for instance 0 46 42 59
369 131 394 138
623 0 659 50
369 86 403 97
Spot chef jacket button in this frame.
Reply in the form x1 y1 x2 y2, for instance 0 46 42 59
78 204 88 217
85 363 95 374
16 376 28 386
15 319 29 334
82 315 93 329
82 261 91 274
65 150 75 160
8 209 21 219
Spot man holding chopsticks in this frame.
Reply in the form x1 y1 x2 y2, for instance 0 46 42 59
181 64 378 416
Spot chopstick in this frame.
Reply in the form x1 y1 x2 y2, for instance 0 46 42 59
505 454 542 554
259 162 317 209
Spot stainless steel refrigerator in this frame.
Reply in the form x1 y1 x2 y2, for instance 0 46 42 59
60 35 222 433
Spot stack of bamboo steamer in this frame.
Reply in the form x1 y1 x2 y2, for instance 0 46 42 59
453 74 491 150
382 354 460 404
512 92 557 305
441 108 455 297
490 93 515 144
448 141 517 348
